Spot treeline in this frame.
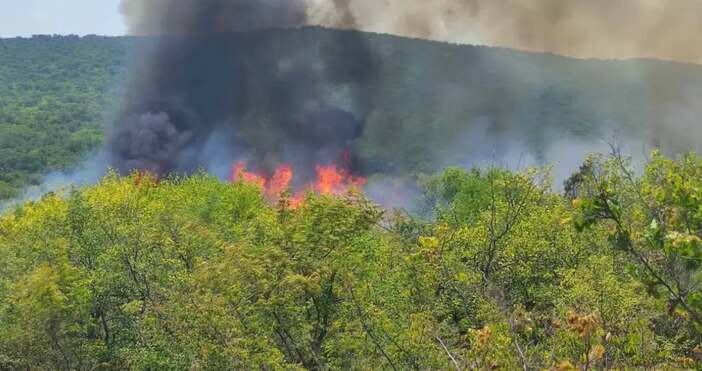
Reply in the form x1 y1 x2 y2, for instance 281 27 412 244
1 152 701 369
5 28 702 202
0 35 126 199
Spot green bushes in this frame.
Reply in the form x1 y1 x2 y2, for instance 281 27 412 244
1 154 701 369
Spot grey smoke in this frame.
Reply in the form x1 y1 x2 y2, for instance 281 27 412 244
110 0 374 183
112 112 193 174
11 1 700 211
309 0 702 65
120 0 308 35
1 150 110 212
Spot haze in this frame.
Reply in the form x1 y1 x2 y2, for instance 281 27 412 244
2 0 702 64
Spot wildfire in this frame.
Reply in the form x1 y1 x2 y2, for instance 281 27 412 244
268 164 293 198
230 161 266 188
230 161 366 207
314 164 367 194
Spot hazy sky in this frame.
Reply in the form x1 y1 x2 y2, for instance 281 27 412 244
0 0 125 37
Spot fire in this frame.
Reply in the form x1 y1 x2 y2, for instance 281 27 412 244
268 164 293 198
315 165 345 194
230 161 266 188
314 164 367 194
229 161 366 207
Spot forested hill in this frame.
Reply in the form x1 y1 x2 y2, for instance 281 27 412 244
0 35 126 199
4 29 702 370
3 28 702 200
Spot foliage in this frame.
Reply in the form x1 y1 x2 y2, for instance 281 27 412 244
0 35 126 199
1 155 701 369
3 28 702 369
5 28 702 201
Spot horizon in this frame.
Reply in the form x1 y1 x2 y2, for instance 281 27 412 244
2 1 701 65
1 0 125 38
2 25 700 68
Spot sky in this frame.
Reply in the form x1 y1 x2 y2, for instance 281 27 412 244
0 0 125 37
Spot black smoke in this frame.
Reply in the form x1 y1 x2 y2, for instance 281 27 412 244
120 0 308 35
113 0 374 181
109 0 702 199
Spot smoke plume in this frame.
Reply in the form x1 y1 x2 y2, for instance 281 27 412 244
120 0 308 35
114 0 374 182
310 0 702 65
122 0 702 65
105 0 702 206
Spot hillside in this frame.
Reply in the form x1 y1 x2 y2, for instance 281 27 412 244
0 35 127 199
4 24 702 371
3 27 702 199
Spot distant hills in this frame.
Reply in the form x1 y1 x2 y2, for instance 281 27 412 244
0 34 126 199
2 27 702 199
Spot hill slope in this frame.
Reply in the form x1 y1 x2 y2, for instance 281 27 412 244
0 35 126 198
2 27 702 199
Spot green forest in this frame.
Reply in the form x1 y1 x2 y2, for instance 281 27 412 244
2 152 702 369
0 35 125 199
4 29 702 201
3 29 702 370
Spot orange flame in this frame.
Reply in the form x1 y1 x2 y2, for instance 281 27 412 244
134 170 158 187
230 161 266 188
267 164 293 199
289 193 306 209
229 161 366 208
313 164 367 195
315 165 345 194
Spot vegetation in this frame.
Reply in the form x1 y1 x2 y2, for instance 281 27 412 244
0 35 126 199
3 28 702 369
4 28 702 201
1 152 702 369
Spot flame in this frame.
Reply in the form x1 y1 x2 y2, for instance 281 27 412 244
267 164 293 199
315 165 345 194
230 161 266 188
314 164 367 195
134 170 158 187
289 193 306 209
229 161 366 208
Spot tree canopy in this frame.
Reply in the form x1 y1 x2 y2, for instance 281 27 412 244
1 153 701 369
0 35 125 199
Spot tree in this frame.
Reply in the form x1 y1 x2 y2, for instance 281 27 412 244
572 152 702 329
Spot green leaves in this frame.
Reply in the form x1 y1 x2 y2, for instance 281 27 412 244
1 158 702 369
572 151 702 338
0 36 125 199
